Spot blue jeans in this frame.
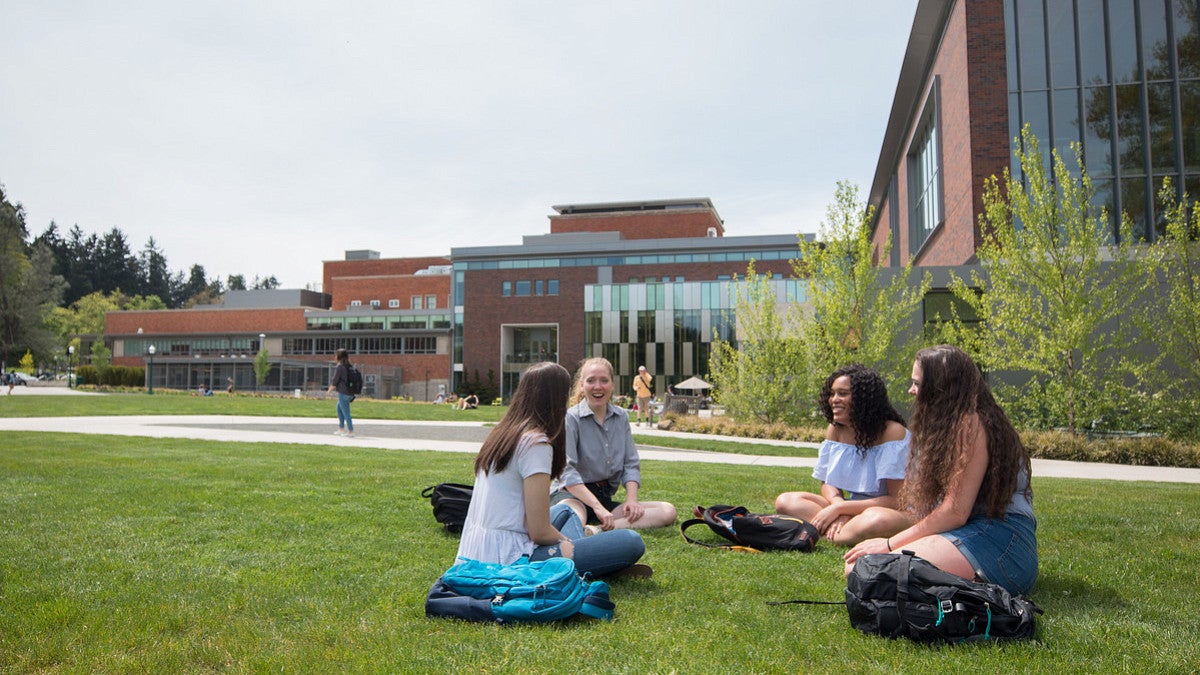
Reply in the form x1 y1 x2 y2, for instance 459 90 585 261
336 392 354 432
530 503 645 577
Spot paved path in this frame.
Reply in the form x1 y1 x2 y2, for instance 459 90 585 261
2 412 1199 484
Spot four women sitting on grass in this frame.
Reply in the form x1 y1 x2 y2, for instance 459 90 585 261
450 346 1036 596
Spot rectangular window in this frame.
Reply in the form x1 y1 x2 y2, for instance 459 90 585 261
388 299 399 308
350 300 362 307
548 279 559 296
516 281 532 296
535 280 544 296
908 82 942 255
411 295 423 310
426 294 437 309
369 299 380 308
502 281 512 297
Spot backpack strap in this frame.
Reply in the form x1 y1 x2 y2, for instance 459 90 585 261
897 550 914 625
578 585 615 621
679 519 762 553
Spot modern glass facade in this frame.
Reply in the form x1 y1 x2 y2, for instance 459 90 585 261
582 277 807 393
1006 0 1200 239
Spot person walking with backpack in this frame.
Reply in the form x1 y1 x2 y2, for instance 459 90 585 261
844 345 1037 595
456 361 650 578
327 348 356 437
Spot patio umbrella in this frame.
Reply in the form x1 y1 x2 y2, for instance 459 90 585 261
673 376 712 391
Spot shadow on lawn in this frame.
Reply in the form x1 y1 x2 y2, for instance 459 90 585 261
1033 572 1129 610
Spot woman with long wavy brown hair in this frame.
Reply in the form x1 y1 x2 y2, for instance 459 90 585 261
844 345 1037 595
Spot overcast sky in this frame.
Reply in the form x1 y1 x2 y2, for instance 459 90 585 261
2 2 918 290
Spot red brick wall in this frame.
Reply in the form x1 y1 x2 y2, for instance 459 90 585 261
330 275 451 311
107 308 308 335
322 256 449 298
885 0 1009 267
549 209 724 240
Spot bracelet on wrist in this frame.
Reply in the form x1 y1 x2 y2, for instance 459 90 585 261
886 538 892 550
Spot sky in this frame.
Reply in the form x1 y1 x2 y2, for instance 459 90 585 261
1 1 919 290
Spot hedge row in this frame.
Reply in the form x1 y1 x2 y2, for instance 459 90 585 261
74 365 146 388
665 415 1200 469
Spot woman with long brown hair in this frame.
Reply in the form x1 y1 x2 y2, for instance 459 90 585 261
456 362 648 578
844 345 1037 595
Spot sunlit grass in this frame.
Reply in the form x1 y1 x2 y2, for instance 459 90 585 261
2 432 1198 672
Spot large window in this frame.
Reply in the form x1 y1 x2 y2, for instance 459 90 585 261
907 82 942 255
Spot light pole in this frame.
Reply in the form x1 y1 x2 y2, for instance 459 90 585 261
67 345 74 388
147 344 156 395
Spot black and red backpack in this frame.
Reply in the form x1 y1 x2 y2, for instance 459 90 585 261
680 504 819 553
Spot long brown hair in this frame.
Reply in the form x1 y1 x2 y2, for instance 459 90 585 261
902 345 1031 519
474 362 572 478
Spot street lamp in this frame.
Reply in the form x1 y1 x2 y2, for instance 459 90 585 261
147 344 156 395
67 345 74 389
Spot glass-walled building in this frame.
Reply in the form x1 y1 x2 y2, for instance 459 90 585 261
1005 0 1200 239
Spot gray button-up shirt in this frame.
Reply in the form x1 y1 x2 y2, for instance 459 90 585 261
553 400 642 491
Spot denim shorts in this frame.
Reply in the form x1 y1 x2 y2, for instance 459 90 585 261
940 513 1038 595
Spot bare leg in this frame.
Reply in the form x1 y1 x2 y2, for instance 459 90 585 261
609 501 677 529
775 491 828 521
843 533 975 580
826 507 917 546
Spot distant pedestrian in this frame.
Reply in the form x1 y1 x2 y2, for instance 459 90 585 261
226 377 234 394
632 365 654 427
327 348 355 437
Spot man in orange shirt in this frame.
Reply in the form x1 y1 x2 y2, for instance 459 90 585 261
632 365 654 428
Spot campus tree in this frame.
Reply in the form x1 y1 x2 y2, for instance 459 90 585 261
708 263 814 425
948 128 1153 433
0 186 67 366
791 181 928 405
1146 180 1200 434
254 345 272 389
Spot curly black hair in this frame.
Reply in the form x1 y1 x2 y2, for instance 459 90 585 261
817 363 906 452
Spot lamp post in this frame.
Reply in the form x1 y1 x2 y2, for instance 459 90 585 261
147 344 156 395
67 345 74 388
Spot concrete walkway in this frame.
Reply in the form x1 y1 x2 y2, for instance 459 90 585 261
2 410 1199 484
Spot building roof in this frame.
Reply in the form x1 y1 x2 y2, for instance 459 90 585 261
551 197 719 220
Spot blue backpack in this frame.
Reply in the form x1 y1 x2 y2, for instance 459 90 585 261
426 557 614 623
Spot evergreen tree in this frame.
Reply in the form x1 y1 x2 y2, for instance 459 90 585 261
139 237 171 303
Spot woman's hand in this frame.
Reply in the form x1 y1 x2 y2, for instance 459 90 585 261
596 508 616 530
824 515 851 541
810 503 844 532
844 537 891 566
623 500 645 524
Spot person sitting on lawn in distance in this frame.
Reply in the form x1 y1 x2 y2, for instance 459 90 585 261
844 345 1037 595
550 357 677 532
775 364 913 545
456 361 651 578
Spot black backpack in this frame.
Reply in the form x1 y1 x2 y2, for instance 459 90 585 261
680 504 819 552
346 366 364 396
845 550 1042 643
422 483 473 534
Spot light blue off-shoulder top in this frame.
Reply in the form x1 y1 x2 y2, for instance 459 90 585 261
812 430 911 500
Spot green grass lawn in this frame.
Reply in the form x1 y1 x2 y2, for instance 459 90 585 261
3 432 1198 672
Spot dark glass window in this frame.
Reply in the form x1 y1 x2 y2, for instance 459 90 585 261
1141 0 1171 80
548 279 559 296
1053 88 1081 163
1048 0 1078 87
1006 0 1020 87
1091 177 1117 235
1115 83 1147 175
1022 89 1052 171
1182 81 1200 173
1147 82 1178 172
515 281 531 297
1121 176 1150 238
907 87 942 255
1176 1 1200 78
1079 0 1108 83
1017 0 1048 89
535 280 544 296
1109 0 1139 83
1083 86 1114 175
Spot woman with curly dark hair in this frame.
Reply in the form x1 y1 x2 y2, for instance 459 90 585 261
775 364 914 545
844 345 1037 595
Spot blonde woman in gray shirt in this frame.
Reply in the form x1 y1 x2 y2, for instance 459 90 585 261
550 357 678 531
